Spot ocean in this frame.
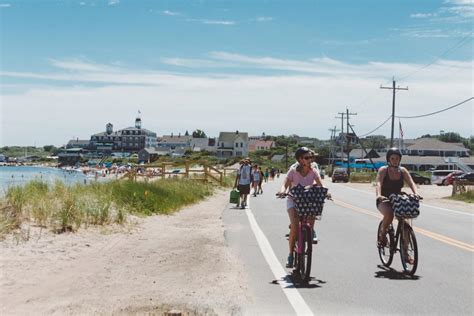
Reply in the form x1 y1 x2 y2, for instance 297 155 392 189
0 166 90 194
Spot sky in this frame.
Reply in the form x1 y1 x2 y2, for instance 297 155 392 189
0 0 473 147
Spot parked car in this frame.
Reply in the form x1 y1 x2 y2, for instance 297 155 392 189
409 172 431 185
430 170 455 186
454 172 474 182
332 168 349 183
442 171 464 186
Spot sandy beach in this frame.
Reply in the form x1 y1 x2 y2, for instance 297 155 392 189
0 189 249 315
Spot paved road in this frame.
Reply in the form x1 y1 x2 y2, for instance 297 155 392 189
224 176 473 315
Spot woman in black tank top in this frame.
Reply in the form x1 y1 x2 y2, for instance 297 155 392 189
376 148 421 245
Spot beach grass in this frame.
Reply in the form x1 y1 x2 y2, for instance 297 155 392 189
349 172 377 183
448 189 474 203
0 178 214 237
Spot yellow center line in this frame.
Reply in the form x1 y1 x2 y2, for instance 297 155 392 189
332 199 474 253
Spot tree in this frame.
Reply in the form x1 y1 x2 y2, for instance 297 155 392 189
43 145 56 152
184 130 189 136
438 132 461 143
192 129 207 138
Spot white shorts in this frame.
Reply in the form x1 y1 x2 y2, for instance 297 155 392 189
287 198 295 210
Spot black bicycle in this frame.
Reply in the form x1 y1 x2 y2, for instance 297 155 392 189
377 195 421 275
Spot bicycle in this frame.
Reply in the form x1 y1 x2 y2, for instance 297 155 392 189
377 194 422 275
278 185 330 283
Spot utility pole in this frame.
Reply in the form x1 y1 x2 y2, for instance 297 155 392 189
336 112 345 166
380 78 408 147
328 126 340 170
346 108 357 175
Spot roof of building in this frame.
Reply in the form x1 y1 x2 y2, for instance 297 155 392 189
249 140 275 150
92 127 156 137
67 139 90 145
158 135 192 143
139 148 170 154
218 131 249 143
406 138 468 151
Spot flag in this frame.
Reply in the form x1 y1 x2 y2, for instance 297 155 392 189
399 120 404 139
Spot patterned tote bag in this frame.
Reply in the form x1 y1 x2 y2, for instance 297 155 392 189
289 185 329 218
389 193 420 218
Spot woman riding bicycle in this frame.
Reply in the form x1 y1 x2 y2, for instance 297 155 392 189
277 147 326 268
376 148 421 248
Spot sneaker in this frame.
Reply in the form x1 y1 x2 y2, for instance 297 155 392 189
312 231 318 244
286 255 294 268
236 203 240 208
241 202 246 209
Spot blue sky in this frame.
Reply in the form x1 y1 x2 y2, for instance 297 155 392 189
1 0 473 146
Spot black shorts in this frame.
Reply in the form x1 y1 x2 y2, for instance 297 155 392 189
376 199 391 208
238 184 251 195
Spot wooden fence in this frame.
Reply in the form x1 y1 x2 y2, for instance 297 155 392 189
123 161 237 186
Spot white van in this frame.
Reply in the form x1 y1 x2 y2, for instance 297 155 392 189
430 170 454 185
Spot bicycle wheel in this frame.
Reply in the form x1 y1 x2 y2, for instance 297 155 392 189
377 221 394 267
400 223 418 275
297 225 312 283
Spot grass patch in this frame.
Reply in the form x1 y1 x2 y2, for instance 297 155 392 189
0 178 215 238
449 189 474 203
349 172 376 183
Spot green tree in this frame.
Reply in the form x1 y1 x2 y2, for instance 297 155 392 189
438 132 461 143
192 129 207 138
43 145 56 152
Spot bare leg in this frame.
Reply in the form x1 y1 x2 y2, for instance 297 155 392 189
287 208 299 254
377 201 394 237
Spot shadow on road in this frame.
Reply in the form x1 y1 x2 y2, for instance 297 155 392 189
374 265 420 280
271 275 327 289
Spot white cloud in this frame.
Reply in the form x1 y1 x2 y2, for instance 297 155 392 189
162 10 181 16
108 0 119 6
1 55 472 146
256 16 273 22
410 13 437 18
444 0 473 5
0 3 11 8
202 19 235 25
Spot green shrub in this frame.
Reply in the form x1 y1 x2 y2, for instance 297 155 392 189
449 189 474 203
350 172 377 183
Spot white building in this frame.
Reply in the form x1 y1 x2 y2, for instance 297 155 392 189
217 131 249 158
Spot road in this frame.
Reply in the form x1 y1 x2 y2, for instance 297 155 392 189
224 176 473 315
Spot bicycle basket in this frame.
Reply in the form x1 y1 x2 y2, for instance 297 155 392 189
289 185 328 218
389 193 420 218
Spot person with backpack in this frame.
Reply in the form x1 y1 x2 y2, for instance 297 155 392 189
234 158 252 209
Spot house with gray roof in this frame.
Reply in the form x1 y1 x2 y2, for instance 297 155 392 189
217 131 249 158
404 138 469 157
157 134 192 150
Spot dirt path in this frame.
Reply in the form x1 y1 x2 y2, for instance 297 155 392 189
0 190 249 315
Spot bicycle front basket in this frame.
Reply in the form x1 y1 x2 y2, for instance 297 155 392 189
389 193 420 218
289 185 328 218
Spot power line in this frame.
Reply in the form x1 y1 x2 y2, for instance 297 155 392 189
396 97 473 119
359 115 392 137
397 35 473 81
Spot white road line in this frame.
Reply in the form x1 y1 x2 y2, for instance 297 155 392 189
245 200 314 316
329 183 473 217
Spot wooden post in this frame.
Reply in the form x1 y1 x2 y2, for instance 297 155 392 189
161 164 165 180
185 162 189 179
452 181 457 196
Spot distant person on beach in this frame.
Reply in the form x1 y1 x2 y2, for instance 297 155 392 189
234 158 252 209
251 164 261 197
258 167 264 194
264 168 269 183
